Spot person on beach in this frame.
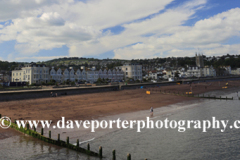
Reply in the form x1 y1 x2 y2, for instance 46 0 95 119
150 107 153 117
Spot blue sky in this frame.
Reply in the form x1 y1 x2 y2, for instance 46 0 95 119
0 0 240 62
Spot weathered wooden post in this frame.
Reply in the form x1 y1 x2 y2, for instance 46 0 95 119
34 126 36 132
49 131 51 138
76 139 79 147
66 137 69 145
58 134 60 142
87 143 90 150
0 114 1 118
27 123 29 130
41 128 44 135
15 119 16 124
99 146 102 158
127 153 131 160
112 150 116 160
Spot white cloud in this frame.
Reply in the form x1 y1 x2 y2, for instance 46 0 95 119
113 7 240 59
0 0 175 59
0 0 240 61
44 0 174 30
0 0 64 22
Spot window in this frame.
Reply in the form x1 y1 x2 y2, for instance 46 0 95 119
126 72 128 75
126 68 128 70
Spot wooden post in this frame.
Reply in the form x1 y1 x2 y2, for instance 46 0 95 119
0 114 1 118
27 123 29 130
41 128 43 135
49 131 51 138
34 126 36 132
87 143 90 150
66 137 69 145
112 150 116 160
58 134 60 141
76 139 79 147
127 153 131 160
15 119 16 124
99 146 102 158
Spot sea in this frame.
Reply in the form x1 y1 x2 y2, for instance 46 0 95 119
1 88 240 160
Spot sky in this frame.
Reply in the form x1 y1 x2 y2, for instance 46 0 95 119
0 0 240 62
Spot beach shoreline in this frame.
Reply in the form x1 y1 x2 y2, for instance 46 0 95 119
0 80 240 140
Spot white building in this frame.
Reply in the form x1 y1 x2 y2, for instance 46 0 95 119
202 66 216 77
12 63 49 85
148 70 163 80
120 64 142 80
12 64 125 84
231 68 240 75
187 67 203 77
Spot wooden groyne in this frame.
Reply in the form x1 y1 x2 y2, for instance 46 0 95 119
146 88 236 100
1 114 142 159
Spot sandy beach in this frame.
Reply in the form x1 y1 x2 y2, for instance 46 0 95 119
0 81 240 125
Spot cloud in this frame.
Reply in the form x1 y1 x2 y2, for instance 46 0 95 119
0 0 63 22
0 0 240 61
44 0 174 30
113 7 240 59
68 0 204 58
39 12 65 26
1 0 175 59
0 15 100 54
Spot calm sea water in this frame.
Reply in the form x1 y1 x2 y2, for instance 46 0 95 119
1 89 240 160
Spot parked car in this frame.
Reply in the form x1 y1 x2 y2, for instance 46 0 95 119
151 80 157 83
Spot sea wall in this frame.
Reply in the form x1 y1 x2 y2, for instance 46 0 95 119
0 85 119 101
